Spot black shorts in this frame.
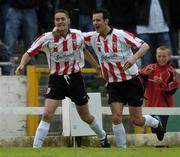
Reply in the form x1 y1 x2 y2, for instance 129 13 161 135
107 75 144 107
45 72 89 106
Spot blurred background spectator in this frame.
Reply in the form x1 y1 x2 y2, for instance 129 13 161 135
167 0 180 67
102 0 136 34
135 0 176 68
0 40 11 75
4 0 38 65
37 0 58 33
0 0 9 42
57 0 77 28
76 0 96 32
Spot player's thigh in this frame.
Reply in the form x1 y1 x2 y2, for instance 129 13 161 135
76 103 91 117
110 102 124 117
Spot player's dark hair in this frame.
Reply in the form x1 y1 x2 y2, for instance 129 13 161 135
93 8 110 20
55 9 70 18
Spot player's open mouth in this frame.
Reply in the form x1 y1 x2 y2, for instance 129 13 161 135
95 26 100 30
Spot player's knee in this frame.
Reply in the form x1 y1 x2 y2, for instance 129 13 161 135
80 114 93 124
42 111 53 122
80 116 89 123
112 114 122 124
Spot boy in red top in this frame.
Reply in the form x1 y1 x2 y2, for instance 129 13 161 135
139 46 179 136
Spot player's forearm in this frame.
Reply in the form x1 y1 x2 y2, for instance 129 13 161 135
83 48 99 68
134 42 150 60
19 52 32 67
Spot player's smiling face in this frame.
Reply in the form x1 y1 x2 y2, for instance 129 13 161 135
93 13 108 34
54 12 70 32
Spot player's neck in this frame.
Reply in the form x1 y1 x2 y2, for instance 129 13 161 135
59 29 69 37
100 26 111 38
54 28 69 38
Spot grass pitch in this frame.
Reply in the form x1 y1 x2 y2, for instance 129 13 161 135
0 147 179 157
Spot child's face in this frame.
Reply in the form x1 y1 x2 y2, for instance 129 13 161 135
156 49 169 66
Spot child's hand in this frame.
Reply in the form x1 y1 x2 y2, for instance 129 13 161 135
148 74 163 85
153 75 163 84
152 74 166 88
143 66 154 75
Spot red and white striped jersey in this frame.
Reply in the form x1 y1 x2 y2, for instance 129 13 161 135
27 29 85 75
83 29 144 83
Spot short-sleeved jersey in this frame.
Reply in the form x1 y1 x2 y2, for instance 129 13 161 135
84 29 144 83
27 29 85 75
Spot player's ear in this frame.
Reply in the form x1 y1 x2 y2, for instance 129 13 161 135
68 18 70 25
105 19 109 24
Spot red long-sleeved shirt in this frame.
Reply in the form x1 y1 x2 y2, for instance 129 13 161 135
139 63 179 107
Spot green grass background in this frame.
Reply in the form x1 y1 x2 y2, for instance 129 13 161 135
0 147 180 157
